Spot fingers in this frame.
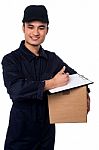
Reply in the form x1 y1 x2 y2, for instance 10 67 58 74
66 72 69 76
65 73 70 84
59 66 66 74
53 66 70 87
87 94 90 113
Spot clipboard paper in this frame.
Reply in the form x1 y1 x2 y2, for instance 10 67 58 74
49 73 93 94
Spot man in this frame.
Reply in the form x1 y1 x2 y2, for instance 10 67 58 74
1 5 90 150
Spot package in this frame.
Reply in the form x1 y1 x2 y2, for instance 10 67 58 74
48 86 88 123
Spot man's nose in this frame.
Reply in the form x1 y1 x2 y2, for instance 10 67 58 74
33 28 39 36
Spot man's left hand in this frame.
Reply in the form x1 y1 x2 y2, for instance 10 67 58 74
87 94 90 113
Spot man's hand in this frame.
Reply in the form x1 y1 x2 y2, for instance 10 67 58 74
87 93 90 113
44 66 70 91
52 66 69 88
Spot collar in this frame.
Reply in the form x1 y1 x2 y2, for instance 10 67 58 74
19 40 48 62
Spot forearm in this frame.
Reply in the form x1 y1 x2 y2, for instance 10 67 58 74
44 78 55 91
8 79 45 101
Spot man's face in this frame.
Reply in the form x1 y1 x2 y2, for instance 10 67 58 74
22 21 48 47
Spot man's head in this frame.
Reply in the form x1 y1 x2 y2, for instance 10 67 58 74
22 5 49 50
22 5 49 25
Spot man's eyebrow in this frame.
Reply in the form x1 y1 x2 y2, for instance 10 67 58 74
39 25 47 27
27 24 33 26
27 24 46 27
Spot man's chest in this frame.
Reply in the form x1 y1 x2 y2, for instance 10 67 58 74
19 58 56 81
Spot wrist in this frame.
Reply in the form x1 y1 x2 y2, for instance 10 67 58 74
44 78 55 91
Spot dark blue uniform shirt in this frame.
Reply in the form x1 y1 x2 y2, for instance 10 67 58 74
2 40 77 122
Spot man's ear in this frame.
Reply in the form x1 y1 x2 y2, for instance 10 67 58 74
22 24 25 33
46 26 49 34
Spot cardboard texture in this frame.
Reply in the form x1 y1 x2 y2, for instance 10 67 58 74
48 86 87 123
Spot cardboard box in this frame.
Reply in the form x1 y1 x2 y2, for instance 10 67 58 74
48 86 87 123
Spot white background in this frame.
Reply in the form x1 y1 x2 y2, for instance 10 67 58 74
0 0 99 150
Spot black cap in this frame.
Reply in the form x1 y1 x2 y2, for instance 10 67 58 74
22 5 49 24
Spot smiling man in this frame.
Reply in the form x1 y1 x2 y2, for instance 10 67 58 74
1 5 88 150
23 21 48 55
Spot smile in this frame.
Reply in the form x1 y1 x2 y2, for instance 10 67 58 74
31 37 40 41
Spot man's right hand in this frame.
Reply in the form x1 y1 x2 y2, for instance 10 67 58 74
53 66 69 88
44 66 70 91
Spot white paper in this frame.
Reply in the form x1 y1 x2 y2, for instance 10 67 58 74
49 74 93 93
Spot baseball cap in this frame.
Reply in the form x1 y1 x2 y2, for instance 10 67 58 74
22 5 49 24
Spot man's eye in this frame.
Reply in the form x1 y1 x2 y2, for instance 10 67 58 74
28 26 33 29
39 27 46 30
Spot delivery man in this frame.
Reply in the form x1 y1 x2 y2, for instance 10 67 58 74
1 5 90 150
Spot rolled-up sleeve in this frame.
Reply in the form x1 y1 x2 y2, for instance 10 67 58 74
1 55 45 102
